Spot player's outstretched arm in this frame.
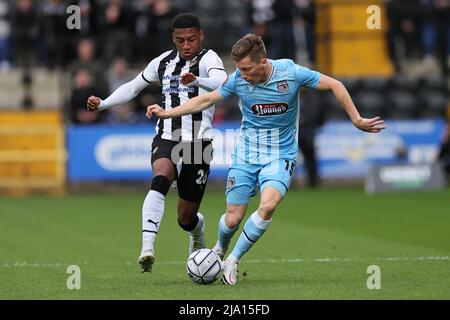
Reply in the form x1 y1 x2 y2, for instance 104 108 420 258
147 89 223 120
315 74 386 133
86 73 150 112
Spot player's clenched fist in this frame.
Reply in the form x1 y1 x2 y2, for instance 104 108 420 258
146 104 166 119
87 95 101 111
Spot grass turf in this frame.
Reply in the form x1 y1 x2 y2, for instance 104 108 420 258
0 187 449 299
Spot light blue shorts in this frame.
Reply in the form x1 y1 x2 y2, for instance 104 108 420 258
226 159 296 205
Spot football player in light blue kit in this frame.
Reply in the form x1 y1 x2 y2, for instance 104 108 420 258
147 34 386 285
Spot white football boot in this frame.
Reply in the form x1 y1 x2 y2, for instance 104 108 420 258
221 259 238 285
212 242 227 260
189 214 205 255
138 247 155 273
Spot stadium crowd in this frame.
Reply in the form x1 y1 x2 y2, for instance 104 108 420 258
0 0 448 125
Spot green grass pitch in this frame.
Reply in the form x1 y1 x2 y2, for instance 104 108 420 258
1 187 449 299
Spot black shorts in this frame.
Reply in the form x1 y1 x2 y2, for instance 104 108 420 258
151 135 213 203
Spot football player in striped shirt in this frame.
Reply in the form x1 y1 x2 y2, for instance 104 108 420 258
87 13 227 273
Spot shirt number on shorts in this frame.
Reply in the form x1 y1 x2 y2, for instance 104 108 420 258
285 160 295 176
195 169 208 185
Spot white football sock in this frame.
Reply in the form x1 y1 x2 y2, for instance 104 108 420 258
141 190 165 255
189 212 204 237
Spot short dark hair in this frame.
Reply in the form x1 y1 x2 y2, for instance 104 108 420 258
231 33 267 63
172 13 201 30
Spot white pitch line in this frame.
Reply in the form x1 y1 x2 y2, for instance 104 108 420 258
157 256 450 265
1 256 448 268
243 256 450 264
0 262 64 268
0 256 450 268
0 262 88 268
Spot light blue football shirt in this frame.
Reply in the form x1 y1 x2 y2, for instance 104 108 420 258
219 59 321 166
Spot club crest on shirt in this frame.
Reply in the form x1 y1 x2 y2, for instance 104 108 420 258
277 81 289 93
190 58 198 67
228 176 236 189
251 103 288 116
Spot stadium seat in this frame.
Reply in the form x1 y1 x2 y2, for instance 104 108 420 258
353 91 386 118
386 90 419 119
390 74 420 92
418 89 449 119
340 78 360 95
320 91 347 120
359 77 390 92
194 0 219 9
420 75 448 93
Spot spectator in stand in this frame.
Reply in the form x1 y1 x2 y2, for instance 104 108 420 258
386 0 424 72
69 38 107 96
105 57 140 125
0 0 11 72
40 0 74 69
107 57 133 93
246 0 273 49
131 0 154 64
99 0 133 64
298 89 325 188
420 0 450 76
13 0 40 108
268 0 296 60
296 0 315 65
70 68 103 124
147 0 178 58
134 81 162 124
74 0 99 38
105 101 140 125
13 0 39 69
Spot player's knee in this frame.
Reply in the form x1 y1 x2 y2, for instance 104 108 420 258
225 209 244 228
258 200 278 218
225 216 241 229
150 175 171 196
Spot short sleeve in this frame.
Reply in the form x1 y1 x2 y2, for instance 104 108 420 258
141 57 161 83
294 65 321 89
219 71 236 98
203 50 226 75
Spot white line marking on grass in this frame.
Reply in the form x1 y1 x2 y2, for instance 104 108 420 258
0 262 88 268
157 256 450 265
1 256 448 268
243 256 450 264
1 262 64 268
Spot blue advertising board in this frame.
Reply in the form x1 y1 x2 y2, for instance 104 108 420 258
66 123 240 182
67 120 446 181
67 125 154 181
314 119 446 179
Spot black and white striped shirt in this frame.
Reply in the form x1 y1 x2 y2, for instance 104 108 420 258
142 49 226 141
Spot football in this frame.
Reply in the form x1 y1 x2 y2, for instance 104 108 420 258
186 248 222 285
